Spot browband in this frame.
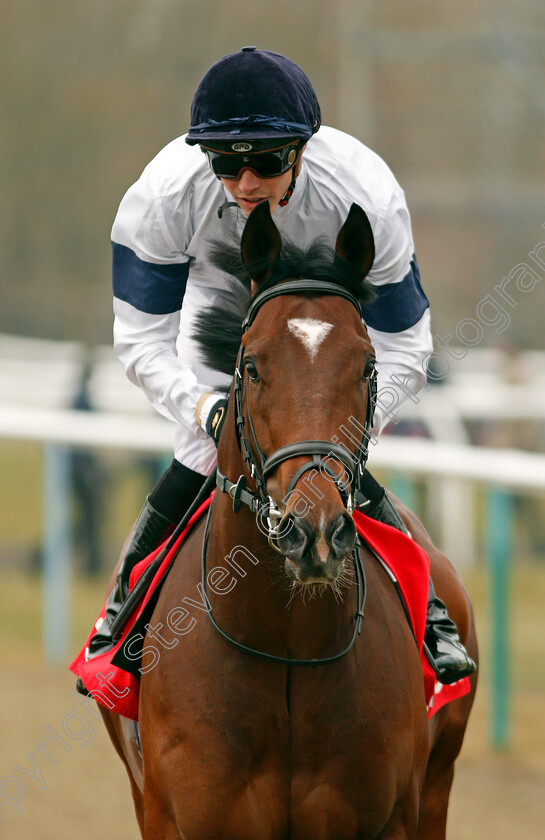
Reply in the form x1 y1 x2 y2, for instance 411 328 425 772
242 280 363 332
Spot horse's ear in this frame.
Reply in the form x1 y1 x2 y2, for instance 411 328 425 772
241 201 282 285
335 204 375 278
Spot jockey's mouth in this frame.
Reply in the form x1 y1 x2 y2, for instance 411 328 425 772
236 196 269 209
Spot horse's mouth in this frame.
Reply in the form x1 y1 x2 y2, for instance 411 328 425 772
284 551 348 586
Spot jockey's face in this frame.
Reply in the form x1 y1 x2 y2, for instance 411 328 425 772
220 167 294 217
218 143 306 216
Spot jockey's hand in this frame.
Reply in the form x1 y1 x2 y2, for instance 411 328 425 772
206 398 228 446
196 393 228 446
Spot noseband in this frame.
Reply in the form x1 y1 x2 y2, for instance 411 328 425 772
216 278 377 546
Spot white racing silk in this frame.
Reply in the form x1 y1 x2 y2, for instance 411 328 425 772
112 126 433 473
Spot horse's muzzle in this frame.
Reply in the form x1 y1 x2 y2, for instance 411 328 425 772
276 511 356 584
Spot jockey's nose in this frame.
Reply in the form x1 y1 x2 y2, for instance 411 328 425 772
237 169 262 191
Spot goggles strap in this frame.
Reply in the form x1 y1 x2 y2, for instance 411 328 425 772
278 168 297 207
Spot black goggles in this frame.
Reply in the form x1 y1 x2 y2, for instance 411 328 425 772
202 143 300 180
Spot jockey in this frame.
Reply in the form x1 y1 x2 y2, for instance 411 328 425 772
86 47 475 685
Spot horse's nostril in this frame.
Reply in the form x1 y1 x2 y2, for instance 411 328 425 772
276 514 313 561
329 513 357 558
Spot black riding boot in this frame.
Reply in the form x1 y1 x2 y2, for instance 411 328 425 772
358 471 476 685
423 578 476 685
359 487 410 534
85 497 175 660
81 460 206 666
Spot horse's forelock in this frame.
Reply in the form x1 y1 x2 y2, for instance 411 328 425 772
254 239 376 305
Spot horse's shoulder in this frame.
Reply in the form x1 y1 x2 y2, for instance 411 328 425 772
158 516 208 603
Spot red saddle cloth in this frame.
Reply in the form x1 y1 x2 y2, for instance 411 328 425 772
69 498 470 721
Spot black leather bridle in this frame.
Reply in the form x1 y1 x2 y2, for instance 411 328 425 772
216 278 377 538
203 278 378 667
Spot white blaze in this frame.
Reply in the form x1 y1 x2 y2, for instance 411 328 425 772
287 318 334 361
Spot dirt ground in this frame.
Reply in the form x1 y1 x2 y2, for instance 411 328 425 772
1 567 544 839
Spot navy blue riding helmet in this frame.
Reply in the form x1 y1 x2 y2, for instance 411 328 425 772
185 46 321 146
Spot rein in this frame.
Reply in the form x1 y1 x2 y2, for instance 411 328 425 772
204 277 376 667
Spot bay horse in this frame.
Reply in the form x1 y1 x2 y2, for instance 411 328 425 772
101 202 478 839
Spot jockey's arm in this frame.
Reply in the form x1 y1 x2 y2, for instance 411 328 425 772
111 158 221 439
367 309 432 435
361 181 433 436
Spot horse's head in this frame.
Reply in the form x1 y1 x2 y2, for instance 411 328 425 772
233 202 376 585
193 201 376 586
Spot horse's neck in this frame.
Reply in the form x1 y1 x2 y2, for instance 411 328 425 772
207 468 285 613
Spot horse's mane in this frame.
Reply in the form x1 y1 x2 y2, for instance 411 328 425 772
191 238 376 376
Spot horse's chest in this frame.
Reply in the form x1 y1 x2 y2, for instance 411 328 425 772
183 671 414 827
168 714 389 839
144 560 427 838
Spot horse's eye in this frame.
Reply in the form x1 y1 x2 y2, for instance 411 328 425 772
362 360 375 381
245 360 260 382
